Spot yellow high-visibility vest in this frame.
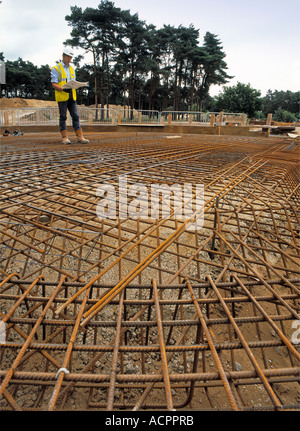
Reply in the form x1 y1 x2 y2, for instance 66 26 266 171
52 62 77 102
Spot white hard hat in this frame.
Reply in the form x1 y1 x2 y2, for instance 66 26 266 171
63 47 74 57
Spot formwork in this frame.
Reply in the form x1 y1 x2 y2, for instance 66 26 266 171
0 132 299 411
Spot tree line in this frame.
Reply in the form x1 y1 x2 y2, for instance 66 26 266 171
0 0 299 120
214 82 299 120
0 0 232 112
64 1 232 112
0 52 52 100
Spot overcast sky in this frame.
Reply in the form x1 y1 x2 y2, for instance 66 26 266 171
0 0 299 96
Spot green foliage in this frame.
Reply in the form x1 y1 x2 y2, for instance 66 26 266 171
0 55 52 99
273 107 298 123
63 0 232 110
215 82 262 117
2 0 298 115
254 111 265 120
0 1 233 110
261 90 299 116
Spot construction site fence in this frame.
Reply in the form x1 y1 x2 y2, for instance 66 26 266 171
0 107 248 128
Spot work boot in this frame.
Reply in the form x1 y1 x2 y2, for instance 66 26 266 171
61 130 71 145
75 128 89 144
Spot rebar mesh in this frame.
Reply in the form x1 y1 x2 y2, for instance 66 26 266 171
0 133 299 411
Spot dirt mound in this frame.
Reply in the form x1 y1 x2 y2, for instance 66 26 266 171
0 98 57 109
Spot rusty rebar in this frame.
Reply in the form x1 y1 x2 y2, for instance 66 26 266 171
0 133 299 411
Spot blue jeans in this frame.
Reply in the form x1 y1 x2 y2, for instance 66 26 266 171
58 96 80 131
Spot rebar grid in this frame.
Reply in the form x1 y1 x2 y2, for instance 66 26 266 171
0 133 299 411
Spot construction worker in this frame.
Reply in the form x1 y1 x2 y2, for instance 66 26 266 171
51 48 89 145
